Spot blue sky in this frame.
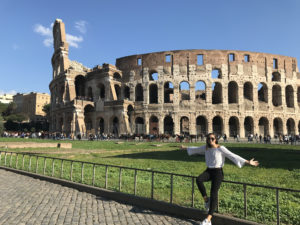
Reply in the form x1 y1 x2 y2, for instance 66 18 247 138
0 0 300 95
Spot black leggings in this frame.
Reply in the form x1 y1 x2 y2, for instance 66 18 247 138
196 168 224 215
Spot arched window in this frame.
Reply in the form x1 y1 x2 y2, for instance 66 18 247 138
228 81 238 104
149 84 158 104
195 81 206 101
243 82 253 101
244 117 254 137
258 117 269 136
272 72 281 82
164 82 174 103
211 69 221 79
164 116 174 135
212 82 222 104
135 117 145 135
87 87 93 101
258 83 268 103
272 85 282 106
124 85 130 99
196 116 207 135
149 116 159 135
180 117 189 135
286 118 295 135
75 75 85 98
98 83 105 99
149 71 159 81
229 117 239 137
273 118 283 137
114 84 121 100
113 72 121 80
285 85 294 108
180 81 190 100
135 84 143 101
213 116 223 136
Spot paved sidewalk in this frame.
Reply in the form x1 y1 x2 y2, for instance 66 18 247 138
0 169 198 225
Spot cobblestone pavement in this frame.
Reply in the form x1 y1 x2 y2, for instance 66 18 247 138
0 169 198 225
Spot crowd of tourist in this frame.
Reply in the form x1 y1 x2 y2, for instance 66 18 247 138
1 130 300 145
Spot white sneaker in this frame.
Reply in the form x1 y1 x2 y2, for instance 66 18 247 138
200 219 212 225
204 197 210 211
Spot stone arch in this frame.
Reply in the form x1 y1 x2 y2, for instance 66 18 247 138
114 84 121 100
127 105 134 124
258 117 269 136
75 75 85 98
84 104 95 132
135 84 143 101
113 72 121 80
212 82 222 104
87 87 93 101
149 70 159 81
195 81 206 102
98 83 105 99
258 83 268 103
112 117 119 137
228 81 238 104
286 118 295 135
243 82 253 101
213 116 223 136
229 116 240 137
272 72 281 82
285 85 294 108
164 82 174 103
164 115 174 135
244 116 254 137
135 117 145 135
211 68 222 79
272 85 282 106
297 87 300 106
149 115 159 135
98 117 104 134
180 81 190 100
196 116 207 135
124 85 130 99
149 83 158 104
273 118 283 137
180 116 189 135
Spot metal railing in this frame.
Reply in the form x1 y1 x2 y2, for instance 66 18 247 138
0 151 299 225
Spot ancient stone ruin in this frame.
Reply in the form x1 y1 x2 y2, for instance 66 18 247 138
49 19 300 138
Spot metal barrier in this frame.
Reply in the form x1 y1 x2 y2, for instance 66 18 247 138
0 151 299 225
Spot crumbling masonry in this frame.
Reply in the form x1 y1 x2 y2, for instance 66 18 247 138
49 19 300 138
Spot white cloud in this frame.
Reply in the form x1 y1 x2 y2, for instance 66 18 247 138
75 20 87 34
34 24 52 36
34 22 84 48
66 34 83 48
0 90 17 95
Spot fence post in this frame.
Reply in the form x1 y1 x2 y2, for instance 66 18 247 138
52 159 55 177
170 174 173 204
105 166 108 189
276 189 280 225
192 177 195 207
0 152 2 166
29 155 32 172
9 152 13 167
119 168 122 192
134 169 137 195
35 156 39 173
15 153 19 169
70 161 73 181
244 184 247 218
60 160 64 178
92 164 95 186
43 158 46 175
4 152 7 166
151 171 154 199
81 163 84 183
22 154 25 170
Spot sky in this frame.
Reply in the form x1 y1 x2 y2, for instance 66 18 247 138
0 0 300 95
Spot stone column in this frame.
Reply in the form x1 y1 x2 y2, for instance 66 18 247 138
189 113 196 135
239 116 245 138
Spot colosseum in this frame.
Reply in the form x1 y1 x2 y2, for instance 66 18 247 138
49 19 300 139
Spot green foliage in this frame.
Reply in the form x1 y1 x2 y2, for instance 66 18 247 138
0 103 8 114
0 115 4 134
4 113 28 122
2 102 16 117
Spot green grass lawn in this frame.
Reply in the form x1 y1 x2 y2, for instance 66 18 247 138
0 138 299 225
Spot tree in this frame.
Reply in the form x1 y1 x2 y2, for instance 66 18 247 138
0 103 8 115
42 103 51 121
2 102 17 117
0 114 4 134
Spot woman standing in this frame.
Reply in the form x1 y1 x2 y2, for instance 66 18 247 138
181 133 259 225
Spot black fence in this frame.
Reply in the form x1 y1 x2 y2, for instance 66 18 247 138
0 151 299 225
